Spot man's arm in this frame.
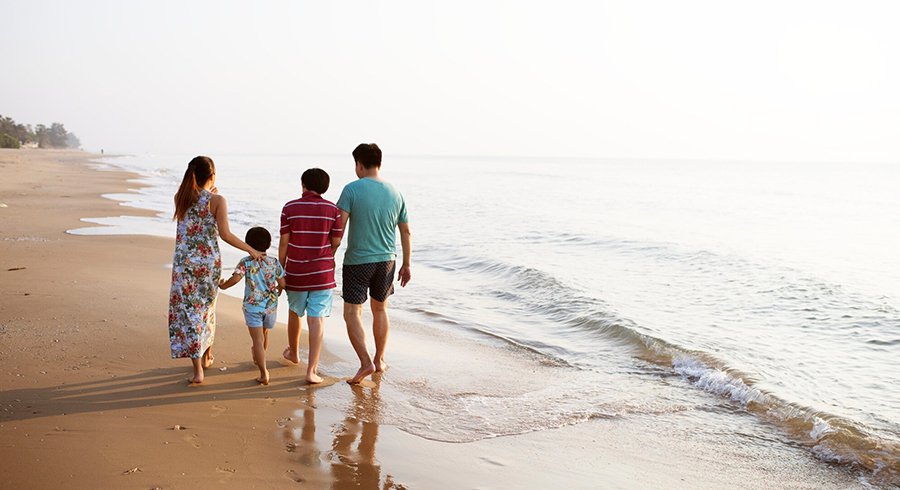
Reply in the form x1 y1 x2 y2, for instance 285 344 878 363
397 222 411 287
333 209 349 255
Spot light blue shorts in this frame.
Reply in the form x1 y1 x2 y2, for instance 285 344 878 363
243 308 277 329
286 289 333 318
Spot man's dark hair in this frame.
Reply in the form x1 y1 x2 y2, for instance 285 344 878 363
301 168 330 194
352 143 382 169
245 226 271 252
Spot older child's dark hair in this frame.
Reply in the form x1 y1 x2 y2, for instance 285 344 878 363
173 156 215 221
352 143 382 169
245 227 271 252
301 168 330 194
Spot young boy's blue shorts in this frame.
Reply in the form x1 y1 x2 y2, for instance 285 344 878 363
286 289 333 318
244 309 277 329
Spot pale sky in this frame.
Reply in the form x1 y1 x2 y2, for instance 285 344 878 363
2 0 899 162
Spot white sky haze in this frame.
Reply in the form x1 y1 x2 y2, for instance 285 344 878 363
2 0 898 162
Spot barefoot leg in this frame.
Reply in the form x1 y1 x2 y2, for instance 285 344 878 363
344 303 374 384
371 299 390 372
305 316 325 384
283 310 301 364
201 346 215 369
188 358 204 384
248 327 269 385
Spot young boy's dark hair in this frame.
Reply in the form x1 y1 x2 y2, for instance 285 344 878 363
245 227 271 252
352 143 382 169
301 168 330 194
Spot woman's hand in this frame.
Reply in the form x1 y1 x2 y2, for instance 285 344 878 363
249 248 266 261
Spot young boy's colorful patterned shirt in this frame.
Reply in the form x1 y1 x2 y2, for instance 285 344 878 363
234 255 285 313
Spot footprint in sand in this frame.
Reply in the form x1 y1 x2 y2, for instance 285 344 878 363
211 405 226 417
285 469 304 483
184 433 201 449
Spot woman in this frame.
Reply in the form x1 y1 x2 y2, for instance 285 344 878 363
168 156 263 384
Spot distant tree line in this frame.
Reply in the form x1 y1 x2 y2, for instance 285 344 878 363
0 114 81 149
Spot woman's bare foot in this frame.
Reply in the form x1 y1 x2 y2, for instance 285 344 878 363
347 362 375 384
256 370 270 385
201 347 215 369
188 372 204 384
305 371 324 384
282 347 300 364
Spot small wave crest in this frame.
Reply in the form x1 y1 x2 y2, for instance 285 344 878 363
415 251 900 482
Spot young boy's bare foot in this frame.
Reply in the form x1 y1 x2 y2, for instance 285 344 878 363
282 347 300 364
263 329 269 350
256 370 270 385
305 371 324 384
347 362 375 384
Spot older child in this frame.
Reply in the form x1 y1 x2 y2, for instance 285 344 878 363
219 227 285 385
279 168 343 384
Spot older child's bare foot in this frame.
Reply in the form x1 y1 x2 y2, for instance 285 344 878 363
347 363 375 384
305 371 324 384
256 370 270 385
282 347 300 364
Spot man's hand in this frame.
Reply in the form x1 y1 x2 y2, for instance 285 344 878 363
398 264 411 287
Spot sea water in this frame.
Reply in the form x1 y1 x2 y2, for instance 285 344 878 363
75 153 900 484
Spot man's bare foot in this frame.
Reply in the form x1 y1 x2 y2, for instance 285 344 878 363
347 363 375 384
282 347 300 364
305 371 324 384
374 358 388 373
256 371 270 385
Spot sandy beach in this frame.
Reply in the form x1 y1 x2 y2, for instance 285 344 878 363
0 149 870 489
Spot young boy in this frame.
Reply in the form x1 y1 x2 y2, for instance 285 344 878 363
279 168 343 384
219 227 285 385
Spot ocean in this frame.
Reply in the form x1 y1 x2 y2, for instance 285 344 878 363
73 153 900 485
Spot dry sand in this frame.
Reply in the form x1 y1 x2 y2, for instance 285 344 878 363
0 149 867 489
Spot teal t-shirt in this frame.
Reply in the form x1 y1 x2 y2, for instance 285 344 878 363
336 178 408 265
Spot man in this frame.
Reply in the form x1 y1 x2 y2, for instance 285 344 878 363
336 143 411 384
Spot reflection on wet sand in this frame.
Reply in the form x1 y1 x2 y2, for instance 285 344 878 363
283 376 407 489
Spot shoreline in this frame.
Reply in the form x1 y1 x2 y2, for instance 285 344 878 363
0 149 872 488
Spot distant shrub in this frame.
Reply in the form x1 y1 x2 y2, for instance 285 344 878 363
0 133 20 148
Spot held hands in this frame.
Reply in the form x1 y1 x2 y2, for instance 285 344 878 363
398 264 411 287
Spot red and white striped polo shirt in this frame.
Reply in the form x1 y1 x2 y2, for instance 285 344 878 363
280 192 344 291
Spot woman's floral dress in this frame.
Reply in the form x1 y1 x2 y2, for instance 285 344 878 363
168 189 221 359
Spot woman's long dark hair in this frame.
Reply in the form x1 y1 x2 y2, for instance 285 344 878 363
173 156 215 221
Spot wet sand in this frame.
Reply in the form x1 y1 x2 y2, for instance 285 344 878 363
0 149 867 489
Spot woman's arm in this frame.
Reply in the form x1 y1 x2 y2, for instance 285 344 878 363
211 194 264 260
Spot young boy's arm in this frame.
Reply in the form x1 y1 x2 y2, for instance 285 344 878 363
218 272 243 290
